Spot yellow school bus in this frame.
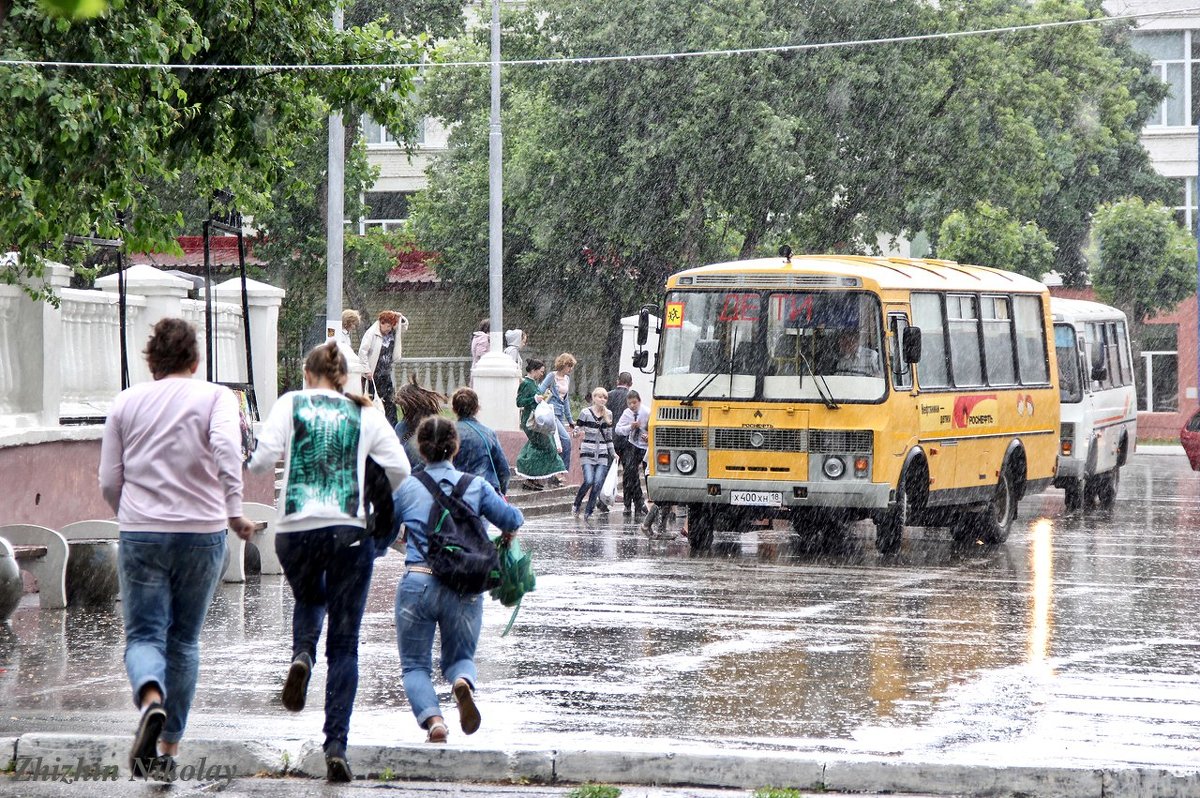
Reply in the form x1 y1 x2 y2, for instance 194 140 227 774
636 253 1060 552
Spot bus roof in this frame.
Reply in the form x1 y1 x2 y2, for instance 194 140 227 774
667 255 1050 294
1049 296 1127 323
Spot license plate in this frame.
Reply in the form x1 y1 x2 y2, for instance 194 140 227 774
729 490 782 507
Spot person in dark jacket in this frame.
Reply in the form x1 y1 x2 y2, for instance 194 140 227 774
450 387 511 495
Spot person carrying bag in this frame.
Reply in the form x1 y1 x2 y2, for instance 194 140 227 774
391 416 524 744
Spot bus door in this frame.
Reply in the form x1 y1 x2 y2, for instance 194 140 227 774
910 293 959 495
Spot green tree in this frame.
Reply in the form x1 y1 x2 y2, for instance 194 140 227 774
0 0 426 300
1091 197 1195 349
410 0 1168 377
937 201 1057 279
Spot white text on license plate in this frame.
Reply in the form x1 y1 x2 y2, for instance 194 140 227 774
730 490 782 507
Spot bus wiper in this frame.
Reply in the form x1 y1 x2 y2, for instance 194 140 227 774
796 347 839 410
681 367 722 406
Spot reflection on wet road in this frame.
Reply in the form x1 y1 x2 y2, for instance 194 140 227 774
2 454 1199 770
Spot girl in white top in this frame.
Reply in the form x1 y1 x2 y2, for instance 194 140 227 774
246 341 409 783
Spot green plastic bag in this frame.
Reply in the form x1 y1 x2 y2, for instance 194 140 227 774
489 536 535 636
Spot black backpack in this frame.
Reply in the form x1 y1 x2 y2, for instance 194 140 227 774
363 457 397 552
412 472 501 595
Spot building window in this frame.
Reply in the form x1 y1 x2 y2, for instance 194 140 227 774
355 191 411 234
1137 323 1179 412
1132 31 1189 127
360 114 426 147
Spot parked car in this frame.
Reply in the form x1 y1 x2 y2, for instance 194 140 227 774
1182 408 1200 471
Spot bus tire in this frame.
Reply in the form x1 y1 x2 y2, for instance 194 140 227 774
1063 478 1084 511
1098 467 1120 509
687 504 714 550
979 467 1016 545
874 482 907 555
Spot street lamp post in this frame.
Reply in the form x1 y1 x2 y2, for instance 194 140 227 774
325 3 345 341
471 0 522 430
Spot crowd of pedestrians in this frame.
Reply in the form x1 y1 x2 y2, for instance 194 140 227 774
99 310 658 784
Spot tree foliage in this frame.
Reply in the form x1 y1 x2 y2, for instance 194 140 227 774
0 0 427 300
937 201 1057 279
1091 197 1196 327
410 0 1169 377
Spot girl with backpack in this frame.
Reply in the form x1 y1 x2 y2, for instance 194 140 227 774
247 341 410 783
391 416 524 743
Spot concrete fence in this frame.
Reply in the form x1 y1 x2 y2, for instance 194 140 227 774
395 356 601 407
0 261 285 429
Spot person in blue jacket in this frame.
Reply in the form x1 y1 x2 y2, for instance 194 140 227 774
391 416 524 743
538 352 577 476
450 387 511 495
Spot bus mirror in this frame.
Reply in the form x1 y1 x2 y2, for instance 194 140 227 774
1091 364 1108 382
637 308 650 346
632 350 649 369
902 326 922 363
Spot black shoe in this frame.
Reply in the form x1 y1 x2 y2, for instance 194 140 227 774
453 678 481 735
520 480 544 491
129 701 167 776
282 652 312 712
325 755 353 783
148 754 176 782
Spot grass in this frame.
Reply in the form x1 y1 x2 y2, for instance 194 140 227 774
378 767 397 781
753 789 812 798
566 786 622 798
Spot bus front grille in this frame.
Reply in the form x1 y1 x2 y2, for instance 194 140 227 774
654 427 707 448
712 428 807 452
658 406 702 422
809 430 873 453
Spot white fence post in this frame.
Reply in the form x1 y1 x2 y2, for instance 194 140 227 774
213 277 285 420
97 264 191 387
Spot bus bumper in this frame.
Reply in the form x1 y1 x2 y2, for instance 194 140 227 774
647 475 892 510
1054 455 1085 485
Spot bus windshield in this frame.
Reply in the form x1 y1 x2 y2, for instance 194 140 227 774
656 290 886 403
1054 323 1082 403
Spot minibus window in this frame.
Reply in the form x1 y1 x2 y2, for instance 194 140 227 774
948 294 984 387
1054 324 1082 403
912 293 949 388
1013 296 1049 384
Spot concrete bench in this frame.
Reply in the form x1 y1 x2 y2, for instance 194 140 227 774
222 502 282 583
57 520 121 605
0 525 69 610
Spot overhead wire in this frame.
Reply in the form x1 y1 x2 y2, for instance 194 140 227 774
1 3 1199 71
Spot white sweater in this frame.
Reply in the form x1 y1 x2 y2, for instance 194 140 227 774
247 388 411 532
99 377 244 533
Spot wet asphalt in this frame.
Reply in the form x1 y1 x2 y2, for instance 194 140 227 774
1 451 1198 778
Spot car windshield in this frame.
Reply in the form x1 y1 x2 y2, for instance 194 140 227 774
1055 323 1082 403
655 289 886 403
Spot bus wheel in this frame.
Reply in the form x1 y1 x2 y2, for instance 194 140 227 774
979 468 1016 545
686 504 714 550
874 485 907 555
1098 468 1120 509
1063 479 1084 511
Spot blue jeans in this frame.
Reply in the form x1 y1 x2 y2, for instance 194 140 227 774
275 526 376 753
574 460 611 515
394 570 483 728
118 531 226 745
553 416 572 471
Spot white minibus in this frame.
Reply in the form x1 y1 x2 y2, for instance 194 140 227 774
1050 298 1136 509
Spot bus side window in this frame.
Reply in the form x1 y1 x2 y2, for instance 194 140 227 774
890 314 913 390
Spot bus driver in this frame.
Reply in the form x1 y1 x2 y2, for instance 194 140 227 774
834 329 881 376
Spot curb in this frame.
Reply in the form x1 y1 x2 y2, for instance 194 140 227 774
5 735 1199 797
1134 445 1187 457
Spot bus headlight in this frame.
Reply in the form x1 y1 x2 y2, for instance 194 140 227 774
675 451 697 475
823 456 846 480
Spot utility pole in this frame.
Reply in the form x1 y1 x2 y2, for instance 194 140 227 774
471 0 522 430
325 3 345 340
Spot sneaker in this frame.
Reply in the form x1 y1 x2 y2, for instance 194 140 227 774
453 677 481 735
129 701 167 775
572 505 581 517
282 652 312 712
148 754 176 783
520 480 544 492
597 500 610 513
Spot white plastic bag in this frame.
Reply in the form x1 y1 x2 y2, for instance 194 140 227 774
599 459 618 505
531 401 557 436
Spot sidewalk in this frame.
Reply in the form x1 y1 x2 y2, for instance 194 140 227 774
4 734 1195 797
